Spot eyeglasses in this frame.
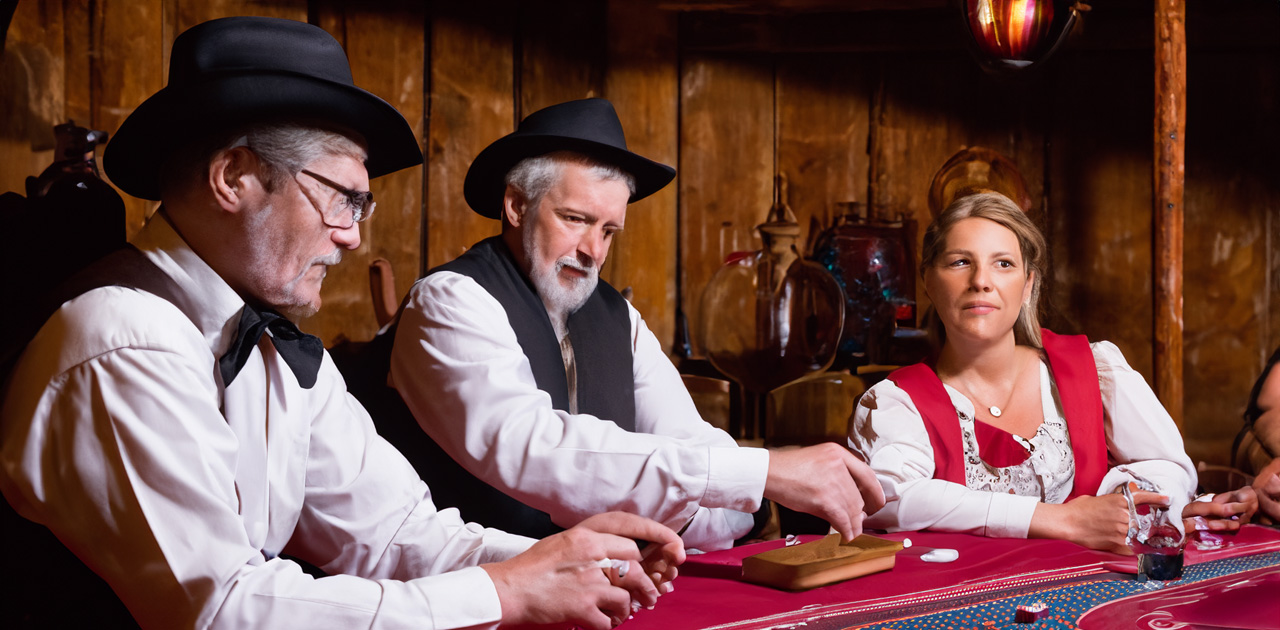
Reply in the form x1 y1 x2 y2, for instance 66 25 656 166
296 169 376 229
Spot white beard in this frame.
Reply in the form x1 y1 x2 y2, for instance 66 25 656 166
525 232 597 337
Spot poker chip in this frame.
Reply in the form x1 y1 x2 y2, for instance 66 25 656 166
1014 600 1047 623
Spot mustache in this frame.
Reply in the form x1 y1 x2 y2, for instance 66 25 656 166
312 250 344 267
556 256 596 275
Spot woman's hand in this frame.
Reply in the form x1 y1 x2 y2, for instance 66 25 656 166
1029 491 1169 555
1183 486 1259 533
1252 458 1280 524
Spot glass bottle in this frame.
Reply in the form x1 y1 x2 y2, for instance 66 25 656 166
700 174 845 440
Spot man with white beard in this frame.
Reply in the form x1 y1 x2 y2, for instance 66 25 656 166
384 99 884 552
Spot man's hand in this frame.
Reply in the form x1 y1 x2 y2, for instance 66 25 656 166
763 443 886 542
1183 486 1258 533
482 512 685 630
1252 458 1280 524
1030 491 1169 555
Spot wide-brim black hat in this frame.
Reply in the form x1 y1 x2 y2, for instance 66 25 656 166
104 16 422 201
463 98 676 219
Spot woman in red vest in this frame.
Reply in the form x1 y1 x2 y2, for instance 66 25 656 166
848 192 1255 554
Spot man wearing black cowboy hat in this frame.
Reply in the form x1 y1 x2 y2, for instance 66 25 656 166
0 18 680 630
384 98 885 552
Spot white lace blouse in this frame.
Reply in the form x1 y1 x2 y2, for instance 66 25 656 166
848 341 1197 538
957 361 1075 504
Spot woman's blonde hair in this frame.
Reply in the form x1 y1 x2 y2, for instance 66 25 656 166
920 191 1046 348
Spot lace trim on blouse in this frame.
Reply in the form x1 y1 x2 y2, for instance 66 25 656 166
948 357 1075 504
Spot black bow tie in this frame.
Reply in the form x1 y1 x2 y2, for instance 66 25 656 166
219 305 324 389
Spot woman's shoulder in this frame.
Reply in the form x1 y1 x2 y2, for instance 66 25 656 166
857 370 929 418
1084 339 1134 372
1040 329 1130 371
850 371 933 452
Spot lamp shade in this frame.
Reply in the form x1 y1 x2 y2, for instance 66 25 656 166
960 0 1081 71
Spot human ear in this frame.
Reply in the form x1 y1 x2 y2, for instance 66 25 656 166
1022 269 1036 305
208 146 262 213
502 185 526 228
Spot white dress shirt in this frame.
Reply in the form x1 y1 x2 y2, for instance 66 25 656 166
0 215 532 630
390 270 768 551
848 341 1197 538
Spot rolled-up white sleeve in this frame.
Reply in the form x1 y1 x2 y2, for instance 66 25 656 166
390 272 766 550
849 381 1041 537
1091 341 1197 521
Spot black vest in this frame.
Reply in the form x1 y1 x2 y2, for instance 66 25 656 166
438 238 636 425
362 237 635 538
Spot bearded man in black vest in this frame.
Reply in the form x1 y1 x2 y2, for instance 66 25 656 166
386 98 885 551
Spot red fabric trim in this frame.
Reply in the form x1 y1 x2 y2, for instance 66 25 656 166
888 364 966 484
1040 329 1108 498
887 329 1108 497
973 419 1033 467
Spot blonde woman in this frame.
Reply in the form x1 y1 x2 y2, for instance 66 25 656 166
848 192 1254 553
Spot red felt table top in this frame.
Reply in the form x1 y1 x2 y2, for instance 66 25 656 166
621 525 1280 630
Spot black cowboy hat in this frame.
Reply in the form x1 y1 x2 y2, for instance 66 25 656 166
104 16 422 201
463 98 676 219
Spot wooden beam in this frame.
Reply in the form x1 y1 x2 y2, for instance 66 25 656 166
518 0 604 117
679 2 1280 54
775 54 871 237
425 1 516 270
603 0 680 356
678 53 774 359
94 0 164 237
680 9 961 53
658 0 946 12
1154 0 1186 430
306 3 427 346
0 0 65 196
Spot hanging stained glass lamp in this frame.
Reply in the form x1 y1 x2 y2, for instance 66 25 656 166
960 0 1086 72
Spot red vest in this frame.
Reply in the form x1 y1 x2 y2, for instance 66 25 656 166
887 330 1108 499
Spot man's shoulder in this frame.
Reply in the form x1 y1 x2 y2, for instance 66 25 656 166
399 270 518 344
409 268 500 307
427 237 505 278
28 286 207 375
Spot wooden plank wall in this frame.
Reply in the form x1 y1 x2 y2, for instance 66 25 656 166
2 0 1277 468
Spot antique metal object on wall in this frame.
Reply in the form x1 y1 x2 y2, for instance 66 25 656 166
927 146 1033 217
700 174 845 440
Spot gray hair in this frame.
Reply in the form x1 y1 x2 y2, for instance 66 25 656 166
160 122 367 198
920 191 1047 349
504 150 637 216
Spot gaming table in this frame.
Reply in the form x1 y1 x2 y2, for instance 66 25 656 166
624 524 1280 629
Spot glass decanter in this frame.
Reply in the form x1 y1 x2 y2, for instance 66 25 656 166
700 174 845 440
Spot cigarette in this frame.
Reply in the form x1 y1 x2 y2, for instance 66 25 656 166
596 558 629 578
